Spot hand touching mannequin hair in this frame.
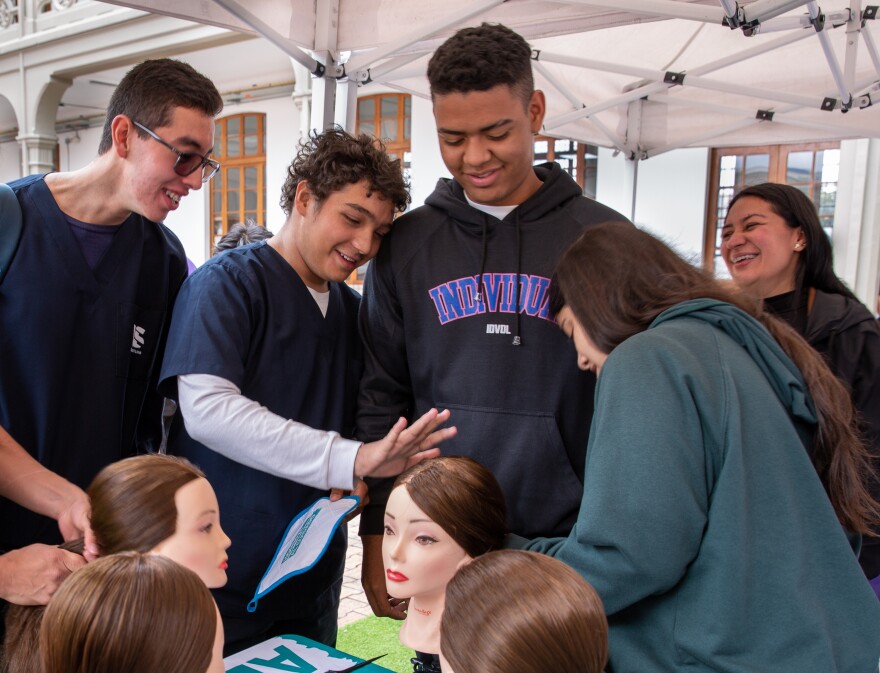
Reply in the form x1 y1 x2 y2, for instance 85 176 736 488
2 455 230 673
382 457 506 672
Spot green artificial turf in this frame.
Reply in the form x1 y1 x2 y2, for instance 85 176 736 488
337 615 414 673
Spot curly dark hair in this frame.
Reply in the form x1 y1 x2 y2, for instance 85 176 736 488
98 59 222 155
279 127 410 216
427 23 534 107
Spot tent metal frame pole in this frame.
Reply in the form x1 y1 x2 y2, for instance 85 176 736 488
556 0 724 23
689 27 815 74
680 72 826 107
585 114 630 155
544 81 668 128
362 52 427 83
843 1 862 90
741 0 812 26
650 92 879 136
533 59 647 154
312 0 341 131
747 9 851 33
532 60 584 109
806 1 852 105
343 0 505 74
863 22 880 74
211 0 322 75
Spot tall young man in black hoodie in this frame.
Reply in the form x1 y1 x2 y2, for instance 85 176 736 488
356 23 629 618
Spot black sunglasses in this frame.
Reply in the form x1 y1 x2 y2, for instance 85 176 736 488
133 120 220 183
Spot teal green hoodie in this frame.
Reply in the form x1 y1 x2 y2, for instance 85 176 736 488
523 299 880 672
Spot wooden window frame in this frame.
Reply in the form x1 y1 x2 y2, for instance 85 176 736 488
210 113 267 251
703 141 840 272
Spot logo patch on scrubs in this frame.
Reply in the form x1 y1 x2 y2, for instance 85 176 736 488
130 324 146 354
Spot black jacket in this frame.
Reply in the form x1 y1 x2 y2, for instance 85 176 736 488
771 288 880 578
356 163 628 538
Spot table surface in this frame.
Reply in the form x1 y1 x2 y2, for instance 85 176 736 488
224 634 395 673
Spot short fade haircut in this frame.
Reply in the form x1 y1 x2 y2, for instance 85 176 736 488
98 58 223 155
279 126 410 216
427 23 534 108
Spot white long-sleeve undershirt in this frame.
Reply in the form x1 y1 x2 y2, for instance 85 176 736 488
177 373 361 490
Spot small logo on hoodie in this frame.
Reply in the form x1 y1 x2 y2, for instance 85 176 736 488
131 324 146 354
428 273 554 326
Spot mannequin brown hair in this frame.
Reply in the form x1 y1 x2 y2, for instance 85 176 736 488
393 456 506 558
39 552 216 673
88 454 206 554
1 455 208 673
441 550 608 673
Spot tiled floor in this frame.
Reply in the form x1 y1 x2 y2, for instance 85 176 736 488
338 516 374 627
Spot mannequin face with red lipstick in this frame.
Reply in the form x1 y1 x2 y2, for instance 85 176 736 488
151 477 231 589
383 485 471 603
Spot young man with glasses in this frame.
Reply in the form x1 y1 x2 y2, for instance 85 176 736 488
0 59 223 570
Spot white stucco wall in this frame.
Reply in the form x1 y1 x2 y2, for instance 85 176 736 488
596 147 709 263
408 95 449 210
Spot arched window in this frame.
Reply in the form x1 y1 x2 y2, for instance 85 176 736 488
210 113 267 251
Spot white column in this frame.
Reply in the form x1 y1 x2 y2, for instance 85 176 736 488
833 138 880 308
17 133 56 175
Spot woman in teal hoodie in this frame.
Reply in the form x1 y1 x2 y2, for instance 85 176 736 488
521 222 880 673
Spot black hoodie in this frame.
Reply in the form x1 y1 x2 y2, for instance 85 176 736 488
357 163 628 538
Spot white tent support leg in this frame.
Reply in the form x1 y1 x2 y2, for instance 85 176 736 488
311 0 342 131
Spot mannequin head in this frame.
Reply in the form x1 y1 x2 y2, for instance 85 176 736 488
1 456 230 673
40 552 218 673
89 454 230 588
440 550 608 673
383 456 506 601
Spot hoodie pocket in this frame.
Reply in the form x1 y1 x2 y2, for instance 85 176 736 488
436 401 584 538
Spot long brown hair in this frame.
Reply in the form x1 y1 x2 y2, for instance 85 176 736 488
40 553 216 673
393 456 506 558
441 550 608 673
89 454 206 554
1 455 207 673
550 221 879 534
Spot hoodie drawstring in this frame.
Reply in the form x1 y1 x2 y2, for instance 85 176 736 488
512 210 522 346
476 214 488 306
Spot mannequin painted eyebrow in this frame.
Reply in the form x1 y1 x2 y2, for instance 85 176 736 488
384 511 432 524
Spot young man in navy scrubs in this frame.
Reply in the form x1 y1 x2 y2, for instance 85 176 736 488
0 60 222 564
159 128 455 654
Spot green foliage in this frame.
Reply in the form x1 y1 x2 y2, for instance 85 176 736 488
337 616 414 673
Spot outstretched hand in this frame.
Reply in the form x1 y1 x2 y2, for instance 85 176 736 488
56 490 99 561
353 409 456 479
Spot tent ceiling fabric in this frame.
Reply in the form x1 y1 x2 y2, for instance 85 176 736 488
102 0 880 156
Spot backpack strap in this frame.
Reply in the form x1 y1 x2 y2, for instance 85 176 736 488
0 183 23 285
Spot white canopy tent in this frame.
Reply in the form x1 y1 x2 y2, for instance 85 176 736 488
97 0 880 158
